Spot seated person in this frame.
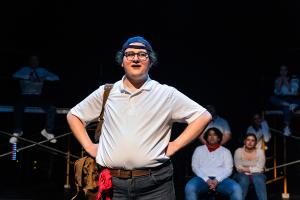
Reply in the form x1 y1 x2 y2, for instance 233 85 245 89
199 105 232 145
246 113 271 150
233 133 267 200
9 55 59 144
269 65 300 136
185 127 242 200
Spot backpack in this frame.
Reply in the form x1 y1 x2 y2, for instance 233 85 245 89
71 84 113 200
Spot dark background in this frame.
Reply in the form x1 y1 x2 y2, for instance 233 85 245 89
1 0 300 199
1 0 300 129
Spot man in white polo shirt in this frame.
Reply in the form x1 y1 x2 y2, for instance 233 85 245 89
67 36 212 199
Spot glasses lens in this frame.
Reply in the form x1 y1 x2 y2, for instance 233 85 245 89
124 51 148 61
124 52 135 61
137 52 148 61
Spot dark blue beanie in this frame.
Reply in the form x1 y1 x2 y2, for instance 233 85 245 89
121 36 153 52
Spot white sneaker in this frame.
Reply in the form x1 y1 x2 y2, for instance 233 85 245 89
289 103 298 111
283 126 291 136
41 129 57 143
9 131 23 144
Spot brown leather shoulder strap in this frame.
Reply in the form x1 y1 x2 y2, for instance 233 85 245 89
94 83 113 141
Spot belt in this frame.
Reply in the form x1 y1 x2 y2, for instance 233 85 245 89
107 160 171 179
109 169 151 178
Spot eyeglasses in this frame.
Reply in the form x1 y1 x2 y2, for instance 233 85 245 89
124 51 149 61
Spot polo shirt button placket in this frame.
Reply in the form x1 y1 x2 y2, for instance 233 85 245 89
128 96 134 115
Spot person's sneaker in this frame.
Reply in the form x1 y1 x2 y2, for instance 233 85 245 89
283 126 291 137
289 103 298 111
293 104 300 113
41 129 57 143
9 131 23 144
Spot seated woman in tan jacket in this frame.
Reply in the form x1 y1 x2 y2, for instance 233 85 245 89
233 133 267 200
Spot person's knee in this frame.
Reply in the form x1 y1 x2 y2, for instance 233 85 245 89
234 174 249 185
185 182 198 194
231 183 242 193
230 183 243 197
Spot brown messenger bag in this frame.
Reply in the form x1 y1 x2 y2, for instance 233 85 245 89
71 84 113 200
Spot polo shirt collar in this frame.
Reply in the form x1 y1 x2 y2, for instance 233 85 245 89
119 75 152 93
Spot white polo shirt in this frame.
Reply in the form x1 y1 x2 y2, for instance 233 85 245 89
71 77 206 169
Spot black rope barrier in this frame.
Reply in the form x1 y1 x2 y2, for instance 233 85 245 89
0 130 80 160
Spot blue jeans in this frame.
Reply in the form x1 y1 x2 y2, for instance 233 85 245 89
270 95 300 124
233 172 267 200
185 176 242 200
110 162 175 200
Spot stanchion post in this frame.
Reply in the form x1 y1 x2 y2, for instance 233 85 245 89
274 135 277 179
64 134 71 189
282 136 289 199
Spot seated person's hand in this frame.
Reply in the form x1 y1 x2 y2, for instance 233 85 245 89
207 178 218 191
237 166 247 173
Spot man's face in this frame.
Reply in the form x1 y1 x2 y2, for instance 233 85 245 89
30 56 39 68
244 135 257 150
280 65 288 76
122 42 150 81
207 130 220 145
253 114 262 126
